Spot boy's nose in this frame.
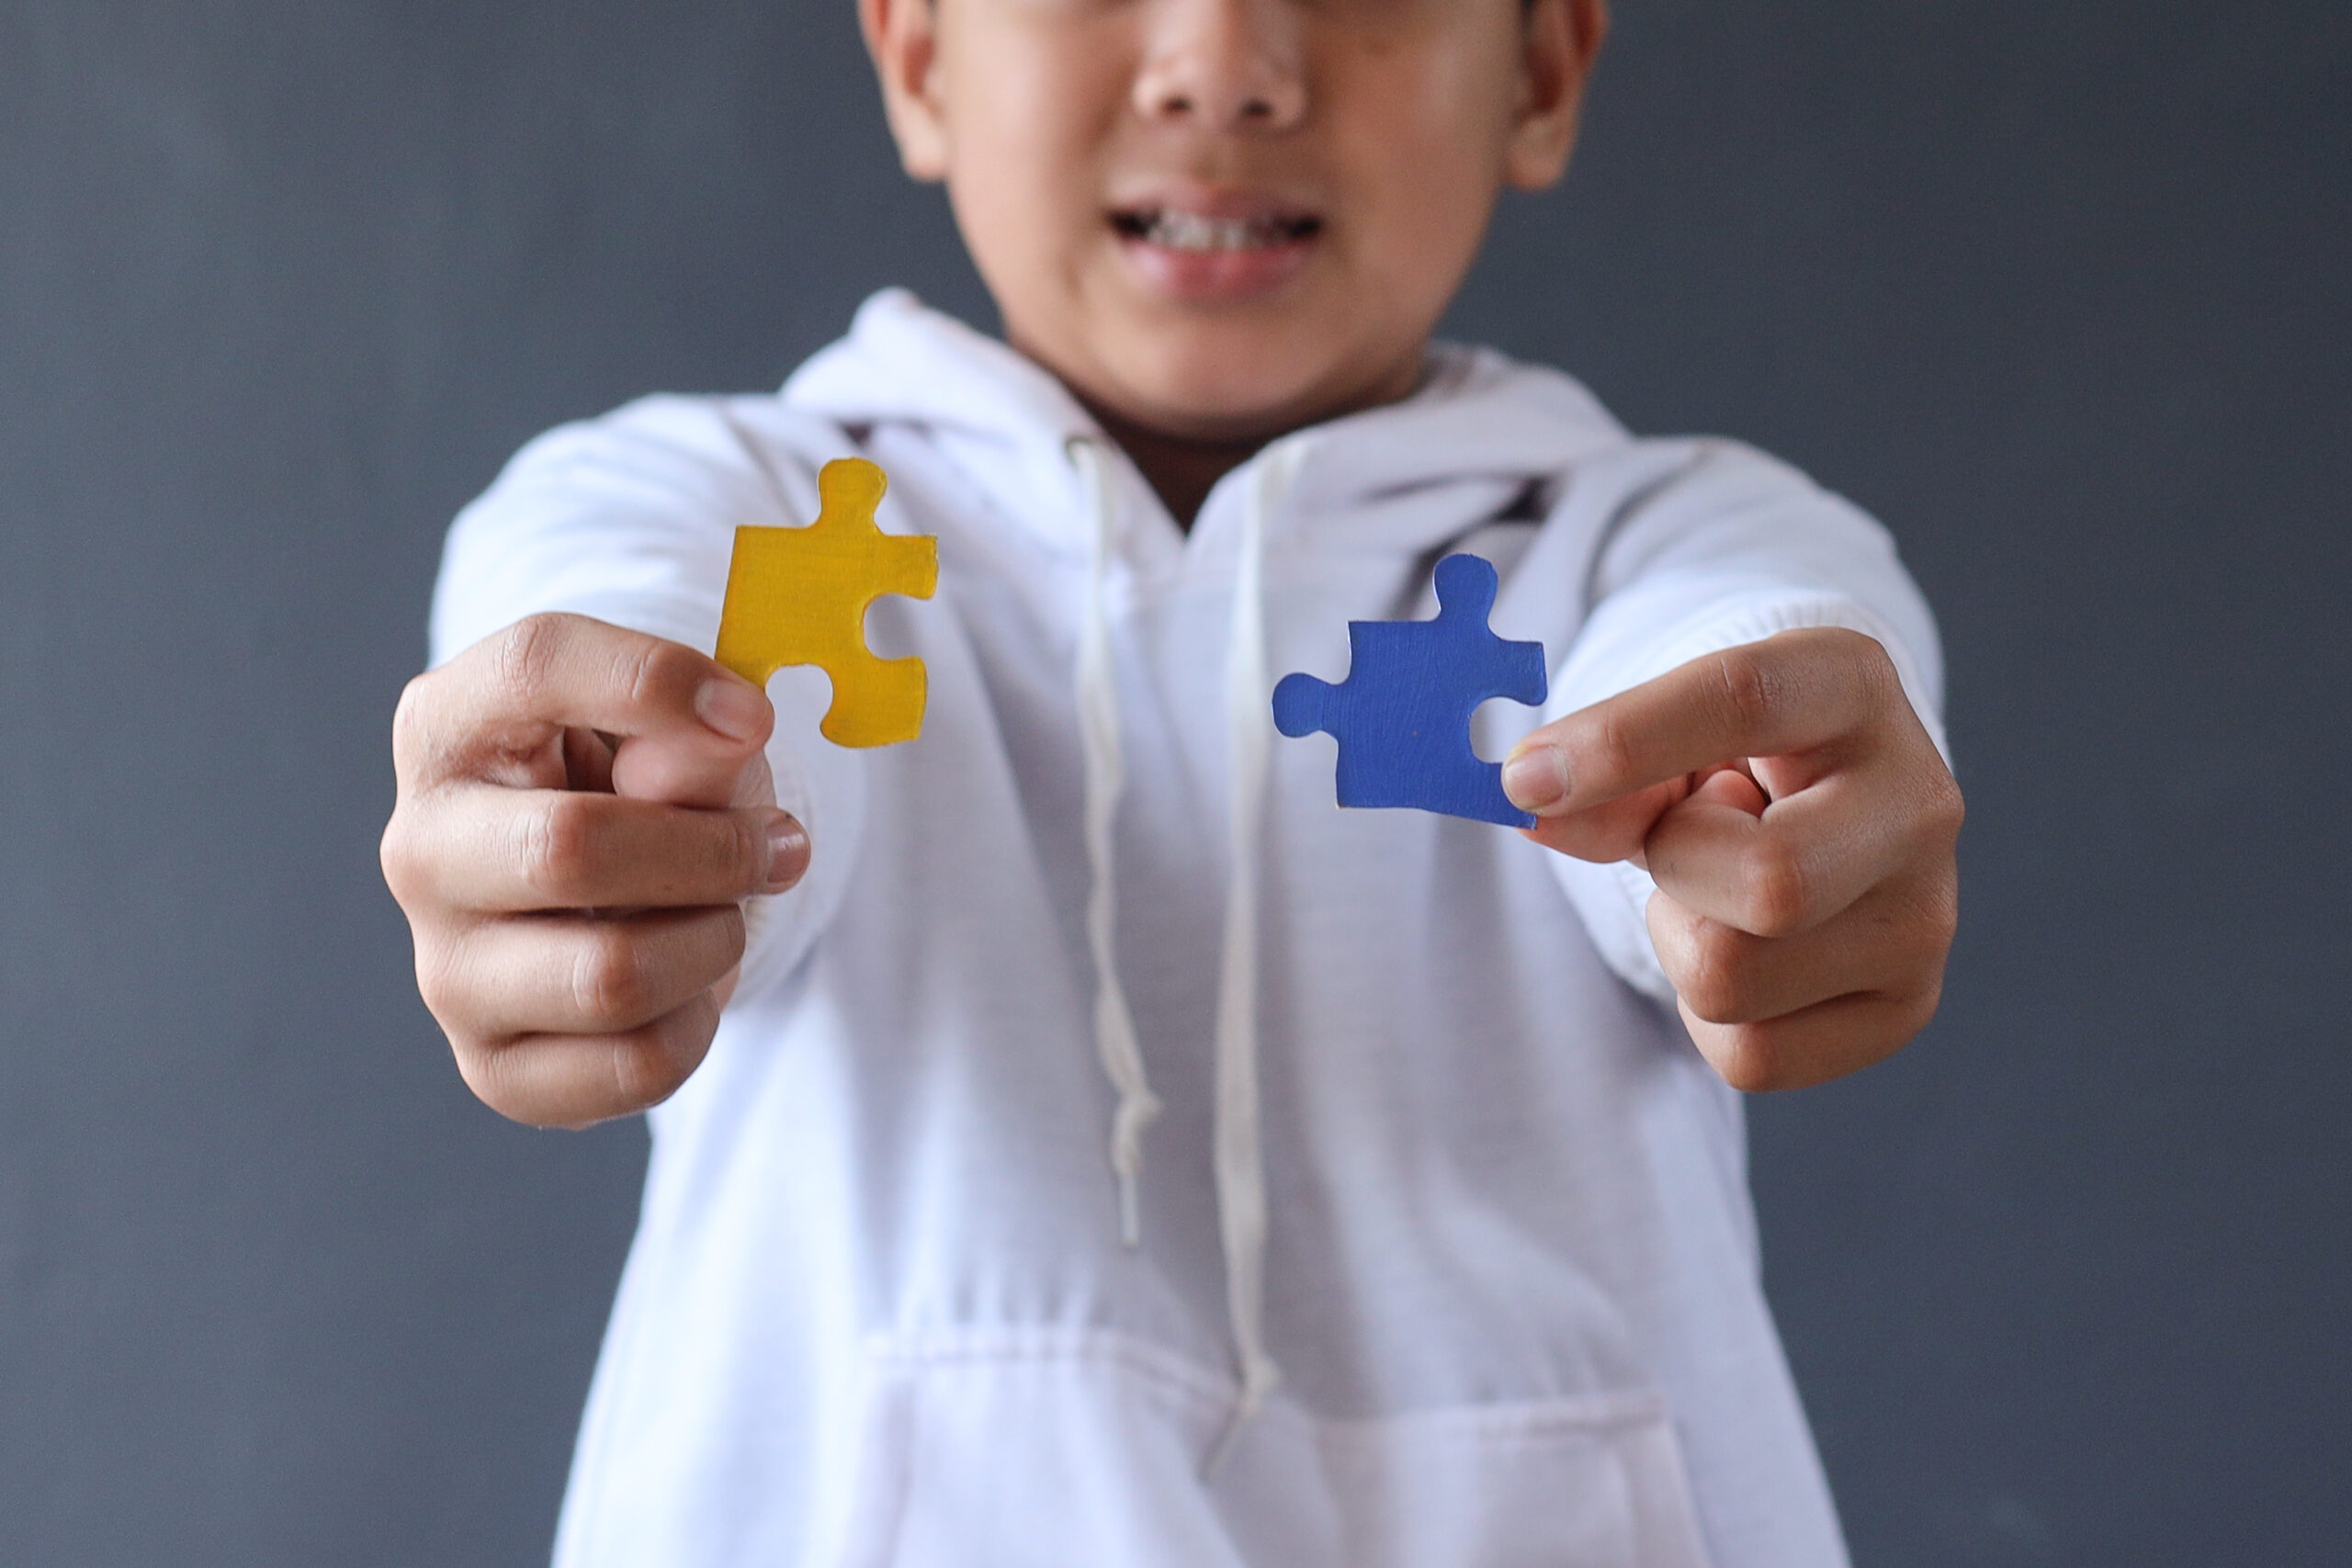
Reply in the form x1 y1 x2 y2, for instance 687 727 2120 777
1133 0 1306 133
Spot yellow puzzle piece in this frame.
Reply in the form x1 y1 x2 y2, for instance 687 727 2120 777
714 457 939 748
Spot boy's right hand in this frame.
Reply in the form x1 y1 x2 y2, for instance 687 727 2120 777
380 614 808 1129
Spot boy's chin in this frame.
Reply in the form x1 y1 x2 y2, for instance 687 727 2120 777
1090 341 1410 446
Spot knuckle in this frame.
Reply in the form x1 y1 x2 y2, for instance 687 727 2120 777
391 668 484 790
389 673 437 772
1671 927 1759 1026
572 925 652 1027
607 1026 695 1112
1703 1025 1797 1094
1851 631 1900 701
379 799 455 908
622 637 700 716
520 793 601 903
378 814 423 901
448 1041 499 1105
1709 646 1778 734
411 935 468 1021
1872 864 1960 980
493 614 563 692
1883 896 1957 1003
1815 624 1894 690
719 811 771 890
446 1031 516 1112
1738 841 1816 937
1923 770 1967 843
1917 873 1961 954
714 905 749 969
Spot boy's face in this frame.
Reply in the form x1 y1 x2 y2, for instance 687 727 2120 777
864 0 1604 446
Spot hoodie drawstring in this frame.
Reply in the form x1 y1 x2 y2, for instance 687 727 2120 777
1204 437 1306 1472
1070 437 1159 1247
1067 434 1307 1472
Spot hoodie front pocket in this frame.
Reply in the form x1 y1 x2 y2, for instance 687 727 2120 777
814 1327 1713 1568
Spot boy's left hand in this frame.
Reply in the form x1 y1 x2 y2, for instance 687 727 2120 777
1501 626 1962 1091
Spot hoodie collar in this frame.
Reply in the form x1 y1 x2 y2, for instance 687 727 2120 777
785 288 1099 445
783 289 1631 559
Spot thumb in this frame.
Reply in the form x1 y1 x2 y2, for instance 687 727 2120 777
606 667 780 808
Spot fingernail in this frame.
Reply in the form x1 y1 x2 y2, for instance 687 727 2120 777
763 815 809 894
1502 744 1571 815
696 677 766 742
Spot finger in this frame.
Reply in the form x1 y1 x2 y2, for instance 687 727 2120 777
1645 867 1957 1026
615 733 779 813
1520 776 1690 864
1503 627 1899 819
1678 985 1942 1094
399 614 772 807
453 990 725 1129
422 907 749 1040
1642 761 1926 936
1521 761 1763 865
388 788 808 913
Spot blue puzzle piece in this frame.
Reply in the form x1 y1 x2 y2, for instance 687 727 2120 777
1272 554 1549 829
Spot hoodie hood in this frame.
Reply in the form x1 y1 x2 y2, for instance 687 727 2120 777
782 289 1633 560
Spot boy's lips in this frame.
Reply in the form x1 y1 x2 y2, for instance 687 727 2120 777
1107 198 1323 303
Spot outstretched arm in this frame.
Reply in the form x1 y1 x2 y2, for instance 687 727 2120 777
1505 626 1962 1091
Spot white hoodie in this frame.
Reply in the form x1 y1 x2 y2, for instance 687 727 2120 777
432 291 1943 1568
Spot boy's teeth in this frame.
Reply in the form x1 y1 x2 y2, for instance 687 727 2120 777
1147 210 1278 252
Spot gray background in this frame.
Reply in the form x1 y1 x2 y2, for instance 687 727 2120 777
1 1 2345 1562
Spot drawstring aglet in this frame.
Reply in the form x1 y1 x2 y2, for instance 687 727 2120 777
1202 1356 1281 1480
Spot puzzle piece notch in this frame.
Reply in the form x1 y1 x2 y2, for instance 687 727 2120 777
1272 553 1548 828
714 457 939 749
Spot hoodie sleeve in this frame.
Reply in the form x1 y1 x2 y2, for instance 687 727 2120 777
1541 439 1948 1005
428 393 865 997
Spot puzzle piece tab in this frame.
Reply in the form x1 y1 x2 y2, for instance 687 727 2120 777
1272 554 1548 828
715 457 938 748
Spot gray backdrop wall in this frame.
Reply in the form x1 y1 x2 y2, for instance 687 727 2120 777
2 2 2345 1562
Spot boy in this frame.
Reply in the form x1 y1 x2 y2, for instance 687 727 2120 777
380 0 1961 1562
